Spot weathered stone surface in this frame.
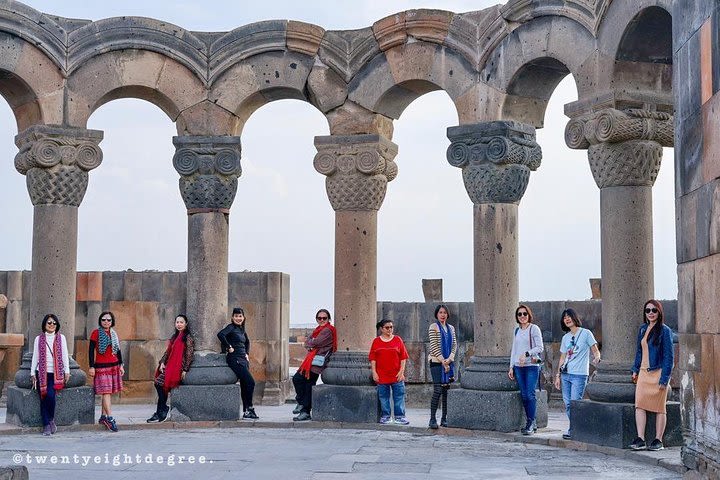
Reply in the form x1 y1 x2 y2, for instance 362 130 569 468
128 340 168 381
421 279 443 303
171 384 243 420
6 385 94 426
319 27 380 83
307 65 347 113
447 388 548 432
311 384 379 423
286 20 325 56
571 400 683 449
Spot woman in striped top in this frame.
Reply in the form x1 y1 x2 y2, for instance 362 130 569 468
427 304 457 429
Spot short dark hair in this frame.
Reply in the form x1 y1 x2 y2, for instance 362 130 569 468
316 309 331 321
232 307 244 316
560 308 582 332
98 311 115 327
434 304 449 319
515 304 534 324
41 313 60 333
376 319 393 331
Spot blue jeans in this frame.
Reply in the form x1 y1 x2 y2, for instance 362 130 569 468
561 373 588 434
513 366 540 424
377 382 406 418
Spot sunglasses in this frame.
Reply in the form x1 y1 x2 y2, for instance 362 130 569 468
101 318 112 322
516 312 529 317
316 316 328 321
645 308 658 314
46 321 57 325
382 325 394 329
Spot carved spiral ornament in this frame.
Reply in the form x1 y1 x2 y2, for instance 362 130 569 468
214 148 241 176
356 150 381 174
30 140 61 168
313 152 336 175
75 143 103 171
594 110 618 143
173 148 199 175
446 142 470 168
564 118 589 149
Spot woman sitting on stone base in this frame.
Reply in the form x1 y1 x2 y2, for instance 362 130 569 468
217 307 258 420
147 314 195 423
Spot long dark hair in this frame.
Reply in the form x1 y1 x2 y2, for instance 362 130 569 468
643 299 664 346
434 304 449 320
41 313 60 333
170 314 191 344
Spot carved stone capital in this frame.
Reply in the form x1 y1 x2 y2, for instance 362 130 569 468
14 125 104 206
565 108 670 187
446 121 541 204
172 136 242 212
565 108 674 150
314 134 398 211
588 141 662 188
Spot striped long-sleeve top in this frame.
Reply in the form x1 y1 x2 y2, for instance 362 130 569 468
427 322 457 363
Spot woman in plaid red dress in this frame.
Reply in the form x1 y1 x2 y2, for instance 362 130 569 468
88 311 124 432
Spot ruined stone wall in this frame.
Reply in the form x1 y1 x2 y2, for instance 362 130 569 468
673 1 720 475
0 270 289 404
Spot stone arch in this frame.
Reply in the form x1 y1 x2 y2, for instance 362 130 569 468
209 49 329 136
0 32 65 131
346 41 476 122
598 2 673 95
482 15 596 127
65 49 207 128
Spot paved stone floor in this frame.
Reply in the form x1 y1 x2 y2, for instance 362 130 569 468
0 405 684 479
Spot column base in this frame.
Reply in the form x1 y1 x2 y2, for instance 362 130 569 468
447 388 548 432
259 379 293 406
584 361 636 402
6 385 94 427
571 400 683 448
460 356 516 391
311 384 379 423
170 384 242 421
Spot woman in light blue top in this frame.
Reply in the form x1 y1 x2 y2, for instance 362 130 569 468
553 308 601 440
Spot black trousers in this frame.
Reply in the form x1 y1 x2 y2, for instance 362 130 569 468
292 370 319 413
227 354 255 411
155 383 168 413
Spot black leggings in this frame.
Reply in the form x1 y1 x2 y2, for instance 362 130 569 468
155 383 168 413
293 371 320 414
227 354 255 411
429 362 449 421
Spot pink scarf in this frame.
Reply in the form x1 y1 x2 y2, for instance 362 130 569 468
38 334 66 399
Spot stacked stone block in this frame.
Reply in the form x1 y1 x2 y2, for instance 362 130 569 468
673 1 720 475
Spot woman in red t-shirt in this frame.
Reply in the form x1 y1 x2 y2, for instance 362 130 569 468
88 311 124 432
369 319 409 425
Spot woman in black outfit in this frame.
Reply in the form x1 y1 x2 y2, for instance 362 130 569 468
217 307 258 419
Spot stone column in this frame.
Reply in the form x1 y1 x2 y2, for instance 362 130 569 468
564 107 681 447
169 136 245 420
311 134 398 423
445 121 545 432
7 125 102 426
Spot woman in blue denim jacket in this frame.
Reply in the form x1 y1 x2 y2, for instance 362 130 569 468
629 299 674 451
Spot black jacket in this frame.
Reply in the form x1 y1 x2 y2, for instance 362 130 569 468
217 323 250 357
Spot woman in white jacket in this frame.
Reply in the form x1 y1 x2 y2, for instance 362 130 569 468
30 313 70 436
507 304 544 435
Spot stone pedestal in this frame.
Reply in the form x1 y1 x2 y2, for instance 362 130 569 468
171 384 243 421
445 121 542 431
7 353 93 426
571 400 683 448
447 388 548 432
313 351 379 423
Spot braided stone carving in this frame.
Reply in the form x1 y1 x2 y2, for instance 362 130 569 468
15 125 103 206
446 121 541 204
314 134 398 211
172 136 242 211
565 108 673 188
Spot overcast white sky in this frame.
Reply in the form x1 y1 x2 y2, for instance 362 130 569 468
0 1 677 325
